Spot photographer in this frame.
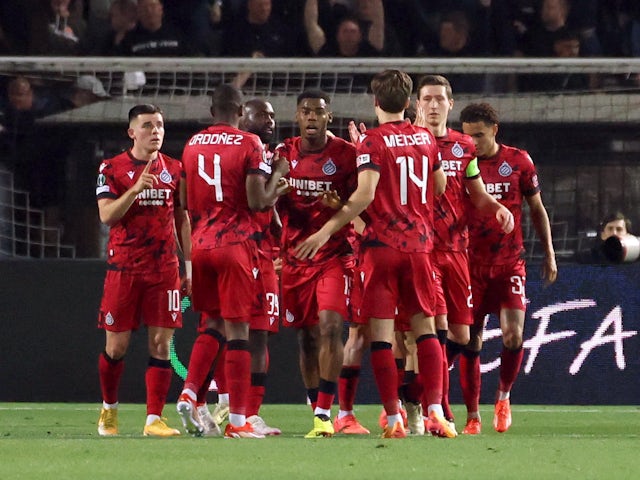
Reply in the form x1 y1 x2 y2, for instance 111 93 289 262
576 211 632 263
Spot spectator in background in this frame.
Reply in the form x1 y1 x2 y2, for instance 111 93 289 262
576 211 632 263
424 10 489 93
304 0 386 56
565 0 602 56
61 75 111 110
518 0 600 57
117 0 196 56
27 0 87 56
0 76 63 201
518 0 571 56
519 27 598 92
162 0 223 56
224 0 302 57
81 0 138 56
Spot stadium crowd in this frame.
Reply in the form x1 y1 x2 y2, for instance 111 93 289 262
0 0 639 60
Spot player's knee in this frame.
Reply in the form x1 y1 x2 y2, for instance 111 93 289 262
502 331 523 350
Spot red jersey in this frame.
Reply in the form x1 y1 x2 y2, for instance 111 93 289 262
96 150 182 273
467 144 540 265
355 120 441 253
276 135 357 265
181 124 268 249
434 128 479 252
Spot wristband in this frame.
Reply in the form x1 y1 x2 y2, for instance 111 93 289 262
185 260 192 280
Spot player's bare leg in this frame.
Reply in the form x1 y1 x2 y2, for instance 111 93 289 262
305 310 344 438
398 331 421 434
298 325 320 410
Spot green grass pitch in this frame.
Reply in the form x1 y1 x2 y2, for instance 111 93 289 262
1 403 638 479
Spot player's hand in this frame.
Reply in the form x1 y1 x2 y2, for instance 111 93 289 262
348 120 367 144
272 152 290 177
294 231 331 260
181 260 192 296
181 276 192 297
321 190 342 210
542 254 558 286
496 205 515 234
273 257 283 275
275 177 292 196
413 101 428 128
132 158 157 194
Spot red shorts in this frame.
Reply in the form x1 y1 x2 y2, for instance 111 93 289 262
98 268 183 332
191 242 261 322
470 258 527 327
433 249 473 325
281 256 353 328
251 253 280 333
359 245 436 320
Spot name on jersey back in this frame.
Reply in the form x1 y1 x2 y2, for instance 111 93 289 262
188 132 244 145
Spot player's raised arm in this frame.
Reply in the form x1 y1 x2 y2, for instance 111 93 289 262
98 158 157 226
247 151 290 211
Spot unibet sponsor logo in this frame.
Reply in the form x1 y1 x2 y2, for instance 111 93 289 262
485 182 511 200
288 178 332 197
441 159 463 177
137 188 172 206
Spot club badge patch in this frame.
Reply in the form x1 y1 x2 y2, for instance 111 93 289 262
159 168 172 184
498 161 513 177
451 142 464 158
322 159 337 175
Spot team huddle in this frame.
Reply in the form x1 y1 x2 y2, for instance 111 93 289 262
94 69 557 439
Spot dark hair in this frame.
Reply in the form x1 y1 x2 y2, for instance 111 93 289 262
128 104 163 123
416 74 453 99
600 211 632 233
459 102 499 125
370 69 412 114
296 89 331 106
211 84 243 115
553 27 581 44
440 10 471 35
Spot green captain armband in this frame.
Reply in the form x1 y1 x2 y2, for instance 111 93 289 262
466 157 481 178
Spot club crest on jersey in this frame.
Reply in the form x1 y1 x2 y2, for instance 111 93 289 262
451 142 464 158
498 161 513 177
159 168 172 184
322 159 337 175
